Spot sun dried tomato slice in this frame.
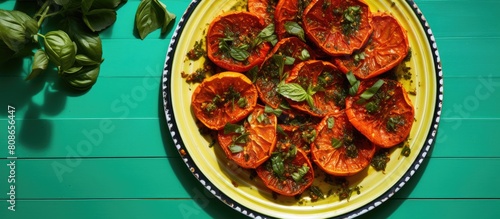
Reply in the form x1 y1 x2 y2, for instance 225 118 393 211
335 13 410 79
217 105 278 169
191 72 258 130
274 0 312 40
256 146 314 196
302 0 373 56
248 0 279 26
311 111 376 176
346 78 414 147
206 11 271 72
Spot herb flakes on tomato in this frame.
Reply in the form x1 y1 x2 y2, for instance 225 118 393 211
218 105 278 169
207 11 271 72
311 111 376 176
256 145 314 196
302 0 373 56
191 72 258 130
346 78 414 147
335 13 409 79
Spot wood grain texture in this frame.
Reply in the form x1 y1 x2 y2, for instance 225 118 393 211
0 0 499 218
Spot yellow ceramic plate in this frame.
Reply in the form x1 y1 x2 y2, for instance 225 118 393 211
162 0 443 218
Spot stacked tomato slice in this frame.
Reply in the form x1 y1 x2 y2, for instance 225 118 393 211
190 0 414 197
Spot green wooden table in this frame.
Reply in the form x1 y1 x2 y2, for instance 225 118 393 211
1 0 499 218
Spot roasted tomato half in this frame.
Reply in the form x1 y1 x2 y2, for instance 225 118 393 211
218 105 278 169
207 11 271 72
311 111 376 176
191 72 258 130
256 145 314 196
248 0 280 26
346 78 414 147
335 13 409 79
303 0 373 56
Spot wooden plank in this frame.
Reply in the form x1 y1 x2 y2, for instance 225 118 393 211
442 76 500 119
0 158 499 199
0 199 242 219
1 198 499 219
1 77 498 119
434 119 500 158
438 37 500 78
0 158 197 199
359 198 500 219
393 158 500 199
417 1 500 38
0 117 498 159
0 118 178 158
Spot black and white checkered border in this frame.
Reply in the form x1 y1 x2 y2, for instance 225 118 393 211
161 0 444 218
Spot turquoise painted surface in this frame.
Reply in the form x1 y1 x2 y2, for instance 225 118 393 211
1 0 499 218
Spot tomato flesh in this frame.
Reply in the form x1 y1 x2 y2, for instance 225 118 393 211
303 0 373 56
345 78 414 147
335 13 409 79
311 111 376 176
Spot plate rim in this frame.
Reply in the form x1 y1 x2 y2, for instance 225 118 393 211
161 0 444 218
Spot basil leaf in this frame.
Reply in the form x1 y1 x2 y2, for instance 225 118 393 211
135 0 176 40
346 71 360 95
223 123 245 134
0 10 38 52
349 80 360 96
43 30 76 72
264 105 282 117
284 56 295 65
327 117 335 129
331 137 343 149
284 21 306 41
229 46 250 61
26 50 49 80
83 8 117 32
272 55 285 81
246 65 258 83
286 145 297 159
258 23 275 39
255 23 277 46
153 0 176 34
62 18 103 62
271 154 285 177
298 49 310 61
64 66 84 74
291 164 309 182
277 82 308 102
346 71 357 86
305 95 315 109
75 54 101 66
359 79 385 100
61 64 100 90
235 132 250 144
229 145 244 153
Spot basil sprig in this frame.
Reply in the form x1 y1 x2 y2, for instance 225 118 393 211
135 0 176 39
0 0 177 91
277 82 316 108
